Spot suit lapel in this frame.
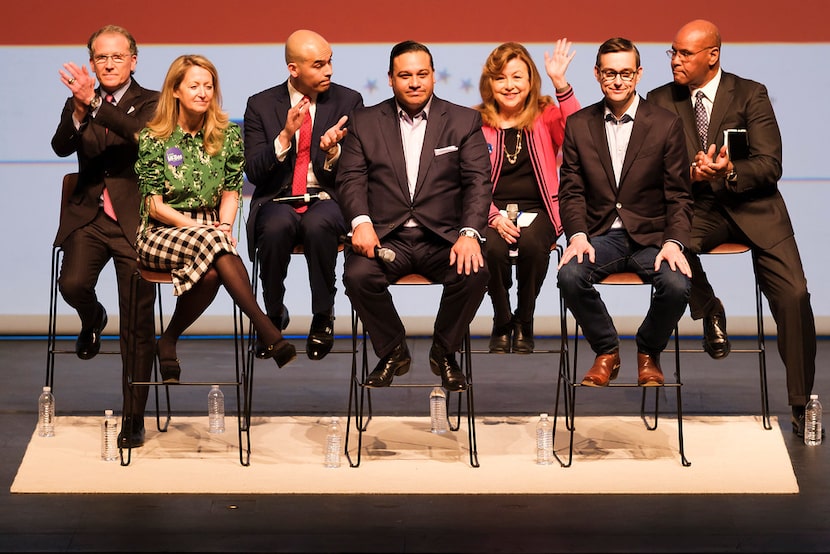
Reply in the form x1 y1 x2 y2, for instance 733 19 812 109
619 98 651 186
378 100 409 200
709 74 735 147
311 88 332 166
669 85 700 159
587 103 617 191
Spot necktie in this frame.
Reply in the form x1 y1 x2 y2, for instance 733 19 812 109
694 90 709 151
291 96 312 214
102 94 117 221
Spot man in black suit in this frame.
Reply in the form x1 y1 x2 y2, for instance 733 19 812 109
557 37 693 388
336 40 492 391
51 24 157 447
648 19 817 437
244 29 363 361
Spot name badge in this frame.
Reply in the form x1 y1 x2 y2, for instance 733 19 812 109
166 147 184 167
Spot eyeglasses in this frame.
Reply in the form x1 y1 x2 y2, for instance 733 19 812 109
599 69 636 82
92 53 131 65
665 46 717 61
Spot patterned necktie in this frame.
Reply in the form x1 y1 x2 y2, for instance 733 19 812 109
291 96 312 214
694 90 709 151
102 94 117 221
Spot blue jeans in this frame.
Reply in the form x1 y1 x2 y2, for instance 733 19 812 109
557 229 690 356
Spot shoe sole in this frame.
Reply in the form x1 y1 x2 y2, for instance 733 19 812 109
702 339 731 360
580 365 620 387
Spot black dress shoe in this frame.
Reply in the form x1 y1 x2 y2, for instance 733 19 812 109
261 339 297 368
488 324 511 354
512 320 535 354
306 312 334 360
366 342 411 387
255 308 291 359
76 304 107 360
429 342 467 392
118 417 146 448
792 406 826 439
702 303 730 359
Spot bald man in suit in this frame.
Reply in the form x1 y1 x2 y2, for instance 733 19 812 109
557 37 693 388
648 19 817 438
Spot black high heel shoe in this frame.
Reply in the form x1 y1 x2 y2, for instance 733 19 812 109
155 341 181 384
261 339 297 368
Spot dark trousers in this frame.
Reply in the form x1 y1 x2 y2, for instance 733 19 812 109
557 229 690 357
343 226 489 358
687 198 816 406
484 213 557 329
254 199 346 318
58 210 155 419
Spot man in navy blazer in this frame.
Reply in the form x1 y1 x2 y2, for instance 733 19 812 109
336 41 492 391
557 37 693 388
648 20 817 437
51 25 157 448
244 30 363 360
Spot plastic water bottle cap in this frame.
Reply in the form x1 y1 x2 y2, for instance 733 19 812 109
105 409 113 416
540 413 548 418
810 394 818 400
43 386 51 392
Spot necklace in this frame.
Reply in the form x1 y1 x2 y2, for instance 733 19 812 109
504 129 522 164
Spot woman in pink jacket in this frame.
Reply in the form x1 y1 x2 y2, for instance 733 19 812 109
476 40 580 353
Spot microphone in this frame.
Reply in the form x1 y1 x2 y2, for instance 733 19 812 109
341 235 396 263
271 190 331 204
506 203 519 265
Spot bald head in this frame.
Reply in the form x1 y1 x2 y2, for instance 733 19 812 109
285 30 329 64
285 29 334 97
675 19 721 50
670 19 722 89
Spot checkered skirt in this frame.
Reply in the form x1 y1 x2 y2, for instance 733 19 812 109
136 208 238 296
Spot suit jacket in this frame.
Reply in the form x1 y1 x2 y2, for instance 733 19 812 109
50 79 159 247
647 73 793 249
559 97 692 248
243 81 363 256
336 96 492 243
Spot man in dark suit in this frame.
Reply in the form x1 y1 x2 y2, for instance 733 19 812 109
648 19 817 437
51 24 157 447
557 37 693 388
336 40 492 391
244 29 363 361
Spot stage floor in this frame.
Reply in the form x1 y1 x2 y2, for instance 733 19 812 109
1 335 828 553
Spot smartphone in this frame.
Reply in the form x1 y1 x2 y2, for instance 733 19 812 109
724 128 749 160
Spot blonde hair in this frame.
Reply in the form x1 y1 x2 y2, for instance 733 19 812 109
146 54 228 156
476 42 553 130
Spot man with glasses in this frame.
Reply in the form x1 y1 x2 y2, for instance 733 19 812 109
557 37 692 388
648 19 818 439
51 24 158 448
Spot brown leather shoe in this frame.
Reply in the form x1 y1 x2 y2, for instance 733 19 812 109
581 351 621 387
637 352 664 386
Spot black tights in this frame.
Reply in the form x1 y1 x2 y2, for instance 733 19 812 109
157 253 281 359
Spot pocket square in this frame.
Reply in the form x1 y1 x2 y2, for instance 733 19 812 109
434 145 458 156
127 106 136 114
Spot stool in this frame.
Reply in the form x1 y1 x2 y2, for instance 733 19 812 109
344 274 479 468
246 243 355 376
46 173 121 390
680 243 770 429
472 243 570 412
553 272 690 467
122 266 250 466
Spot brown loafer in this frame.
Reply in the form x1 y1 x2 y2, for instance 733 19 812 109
637 352 664 386
581 351 621 387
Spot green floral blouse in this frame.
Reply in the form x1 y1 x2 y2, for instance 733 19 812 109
135 122 244 223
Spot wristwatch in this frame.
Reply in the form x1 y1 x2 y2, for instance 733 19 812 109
89 95 102 111
459 229 481 241
726 170 738 182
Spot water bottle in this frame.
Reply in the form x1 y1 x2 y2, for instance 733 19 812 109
101 410 118 461
506 203 519 265
37 386 55 437
536 412 554 465
430 386 448 434
324 416 342 468
804 394 822 446
207 385 225 434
